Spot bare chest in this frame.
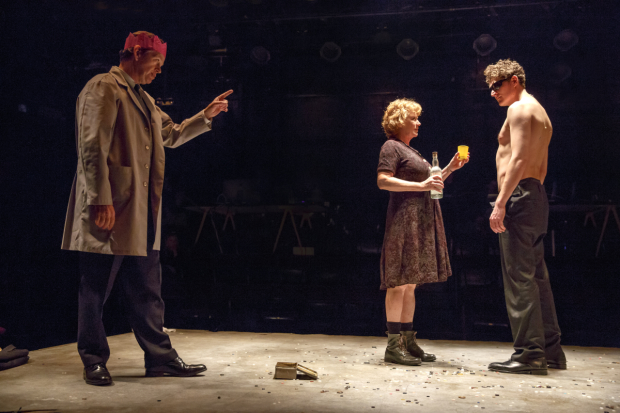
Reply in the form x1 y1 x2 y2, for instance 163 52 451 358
496 120 511 159
498 118 510 144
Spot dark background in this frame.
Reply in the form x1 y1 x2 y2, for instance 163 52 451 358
1 0 619 351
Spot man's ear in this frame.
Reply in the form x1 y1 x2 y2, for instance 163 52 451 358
133 45 143 61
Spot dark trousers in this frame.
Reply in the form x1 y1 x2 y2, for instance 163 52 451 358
77 203 177 368
497 178 564 363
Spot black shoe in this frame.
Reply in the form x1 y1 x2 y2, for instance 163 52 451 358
547 360 567 370
488 359 547 375
83 363 113 386
145 357 207 377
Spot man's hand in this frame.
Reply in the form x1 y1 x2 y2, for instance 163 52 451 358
447 152 470 172
489 204 506 233
92 205 115 230
204 90 233 120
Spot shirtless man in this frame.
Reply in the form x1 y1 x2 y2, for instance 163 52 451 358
484 59 566 375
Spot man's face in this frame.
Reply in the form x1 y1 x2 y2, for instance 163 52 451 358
135 48 165 85
489 76 514 107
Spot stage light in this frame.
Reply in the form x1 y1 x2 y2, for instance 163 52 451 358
473 34 497 57
320 42 341 63
251 46 271 65
550 63 572 84
396 38 419 61
553 29 578 51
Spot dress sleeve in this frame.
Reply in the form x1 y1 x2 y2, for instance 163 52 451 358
377 140 400 174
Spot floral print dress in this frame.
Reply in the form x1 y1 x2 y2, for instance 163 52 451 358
377 138 452 290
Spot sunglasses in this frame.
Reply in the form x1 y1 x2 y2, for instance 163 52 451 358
489 78 510 91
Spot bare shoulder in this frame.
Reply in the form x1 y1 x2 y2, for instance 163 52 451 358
507 100 537 121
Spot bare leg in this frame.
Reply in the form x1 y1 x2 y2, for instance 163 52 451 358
385 285 407 321
384 285 421 366
400 284 416 323
398 284 436 362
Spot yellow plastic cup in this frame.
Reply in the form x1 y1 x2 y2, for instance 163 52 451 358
458 145 469 160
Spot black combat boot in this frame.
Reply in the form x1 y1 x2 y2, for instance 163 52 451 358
384 333 421 366
401 330 436 362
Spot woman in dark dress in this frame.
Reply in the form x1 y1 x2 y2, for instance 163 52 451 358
377 98 469 366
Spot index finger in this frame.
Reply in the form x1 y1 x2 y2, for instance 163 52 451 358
216 90 234 100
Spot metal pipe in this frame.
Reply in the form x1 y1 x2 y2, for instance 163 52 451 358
238 1 563 24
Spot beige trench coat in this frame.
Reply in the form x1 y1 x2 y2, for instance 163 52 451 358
62 66 212 256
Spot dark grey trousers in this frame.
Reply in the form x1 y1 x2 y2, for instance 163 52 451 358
497 178 564 363
77 249 178 368
77 203 177 369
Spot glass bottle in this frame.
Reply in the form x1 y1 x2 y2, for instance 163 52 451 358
430 151 443 199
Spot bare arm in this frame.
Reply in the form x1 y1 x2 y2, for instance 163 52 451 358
441 167 452 181
490 104 531 233
441 152 471 180
377 171 444 192
496 105 531 207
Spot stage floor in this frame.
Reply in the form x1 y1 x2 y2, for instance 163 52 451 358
0 330 618 412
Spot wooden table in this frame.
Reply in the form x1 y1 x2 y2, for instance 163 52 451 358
549 204 620 257
186 204 326 253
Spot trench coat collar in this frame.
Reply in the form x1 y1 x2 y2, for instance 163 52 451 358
109 66 154 122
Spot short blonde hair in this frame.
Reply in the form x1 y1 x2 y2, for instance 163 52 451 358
484 58 526 87
382 98 422 139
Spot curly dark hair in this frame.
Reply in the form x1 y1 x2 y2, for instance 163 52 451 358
484 58 526 88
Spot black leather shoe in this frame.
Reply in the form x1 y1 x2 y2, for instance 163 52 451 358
547 360 567 370
488 359 547 375
83 363 113 386
145 357 207 377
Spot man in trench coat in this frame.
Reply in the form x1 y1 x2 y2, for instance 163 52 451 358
62 31 232 385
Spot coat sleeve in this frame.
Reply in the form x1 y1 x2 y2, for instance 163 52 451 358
78 79 118 205
157 105 212 149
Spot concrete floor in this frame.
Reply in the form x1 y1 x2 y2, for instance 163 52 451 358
0 330 618 413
